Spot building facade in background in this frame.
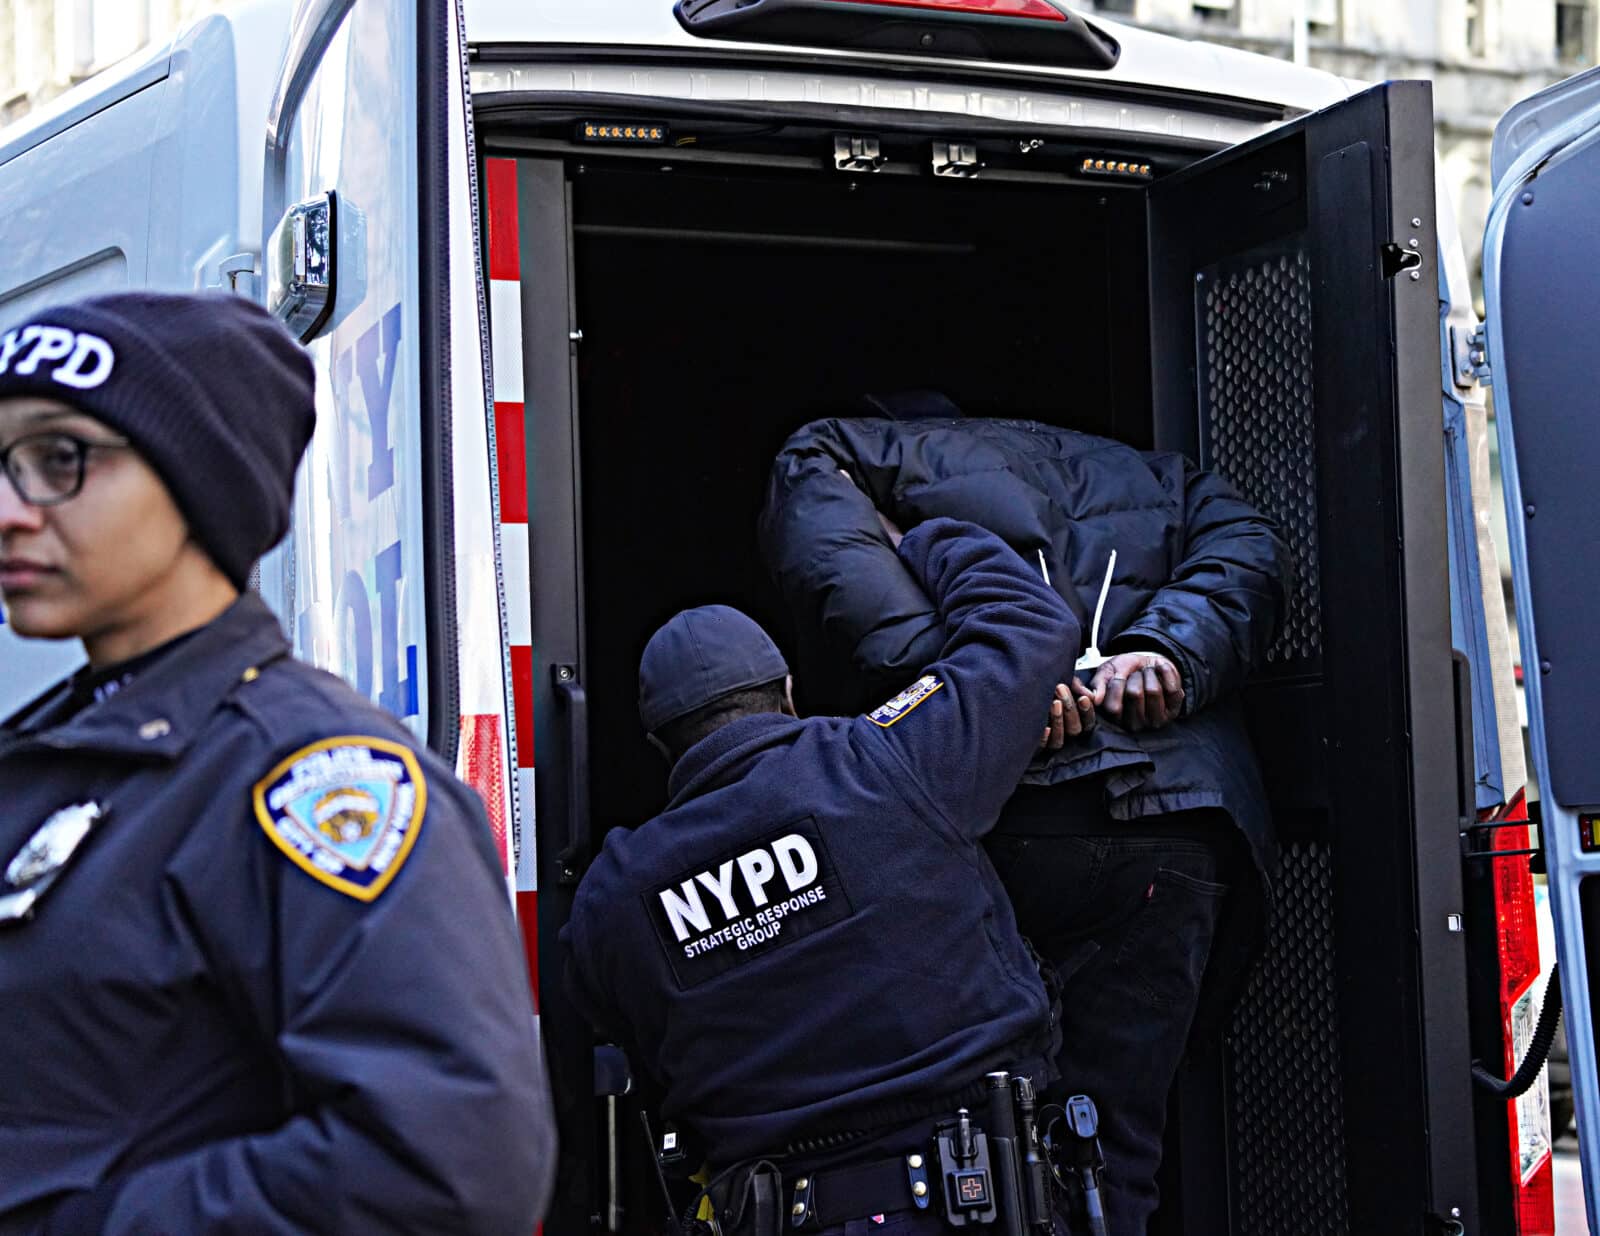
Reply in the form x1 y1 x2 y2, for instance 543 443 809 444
0 0 231 125
1092 0 1584 290
2 0 1586 284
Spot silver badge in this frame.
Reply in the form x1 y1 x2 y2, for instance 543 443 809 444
0 801 106 924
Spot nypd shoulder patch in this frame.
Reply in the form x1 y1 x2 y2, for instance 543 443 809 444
867 674 944 728
252 736 426 902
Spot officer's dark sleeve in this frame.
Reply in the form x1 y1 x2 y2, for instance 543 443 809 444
857 518 1079 841
759 418 946 705
561 893 661 1107
560 884 630 1044
53 750 556 1236
1111 454 1289 713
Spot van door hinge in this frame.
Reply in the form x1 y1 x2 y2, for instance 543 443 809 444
1448 321 1491 389
219 253 260 300
1467 321 1491 386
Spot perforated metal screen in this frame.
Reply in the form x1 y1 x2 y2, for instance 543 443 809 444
1196 243 1348 1234
1226 841 1350 1235
1197 247 1322 671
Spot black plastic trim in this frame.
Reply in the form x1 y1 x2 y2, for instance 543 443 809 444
552 668 591 885
673 0 1120 71
265 0 358 234
517 155 593 1236
418 0 460 764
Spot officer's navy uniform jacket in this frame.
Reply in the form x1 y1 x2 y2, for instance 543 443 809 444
563 520 1079 1167
759 414 1288 882
0 594 554 1235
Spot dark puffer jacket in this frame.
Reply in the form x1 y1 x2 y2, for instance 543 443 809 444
758 412 1289 878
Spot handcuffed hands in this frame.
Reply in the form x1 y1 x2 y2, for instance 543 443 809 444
1040 678 1097 750
1089 651 1184 731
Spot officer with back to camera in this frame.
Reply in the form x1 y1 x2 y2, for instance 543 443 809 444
562 511 1091 1236
0 291 554 1234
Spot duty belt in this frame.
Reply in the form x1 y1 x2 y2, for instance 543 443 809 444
785 1148 938 1228
709 1071 1104 1236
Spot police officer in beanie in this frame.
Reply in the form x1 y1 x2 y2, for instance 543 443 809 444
0 292 554 1234
563 514 1080 1236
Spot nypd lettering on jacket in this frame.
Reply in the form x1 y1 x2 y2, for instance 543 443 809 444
645 820 854 987
0 324 115 390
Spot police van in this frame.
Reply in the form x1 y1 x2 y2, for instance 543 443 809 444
0 0 1593 1231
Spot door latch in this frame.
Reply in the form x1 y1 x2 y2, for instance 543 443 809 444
1380 241 1424 279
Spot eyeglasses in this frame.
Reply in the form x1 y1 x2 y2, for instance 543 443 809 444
0 432 133 507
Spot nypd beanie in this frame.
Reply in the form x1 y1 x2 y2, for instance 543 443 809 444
0 291 316 587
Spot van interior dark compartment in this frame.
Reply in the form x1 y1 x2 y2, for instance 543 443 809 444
570 162 1150 835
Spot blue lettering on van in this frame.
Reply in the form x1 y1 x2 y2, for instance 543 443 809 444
336 568 375 700
299 546 419 721
357 305 400 500
291 302 419 724
375 540 417 716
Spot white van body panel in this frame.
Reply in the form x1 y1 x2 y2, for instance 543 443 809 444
1491 62 1600 190
472 57 1275 147
462 0 1353 114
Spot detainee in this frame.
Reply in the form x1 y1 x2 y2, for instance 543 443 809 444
761 399 1289 1234
0 291 554 1234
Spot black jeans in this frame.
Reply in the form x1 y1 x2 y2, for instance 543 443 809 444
986 809 1232 1236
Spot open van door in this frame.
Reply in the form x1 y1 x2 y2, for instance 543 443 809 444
1146 82 1484 1234
256 1 525 928
1483 61 1600 1234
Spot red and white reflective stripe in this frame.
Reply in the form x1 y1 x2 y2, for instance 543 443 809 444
458 713 509 859
444 11 517 891
486 156 541 999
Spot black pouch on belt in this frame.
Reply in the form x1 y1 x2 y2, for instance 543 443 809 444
713 1161 786 1236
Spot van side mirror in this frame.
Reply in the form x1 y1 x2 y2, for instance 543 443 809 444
266 191 337 342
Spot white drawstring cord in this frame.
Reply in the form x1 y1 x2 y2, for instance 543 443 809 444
1075 550 1117 672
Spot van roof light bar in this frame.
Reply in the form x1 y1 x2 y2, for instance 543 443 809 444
674 0 1121 71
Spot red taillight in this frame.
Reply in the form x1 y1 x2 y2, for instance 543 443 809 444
1516 1166 1555 1236
1493 794 1540 994
832 0 1067 20
1489 790 1556 1234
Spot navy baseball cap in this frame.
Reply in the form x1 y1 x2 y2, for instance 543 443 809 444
638 605 789 733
